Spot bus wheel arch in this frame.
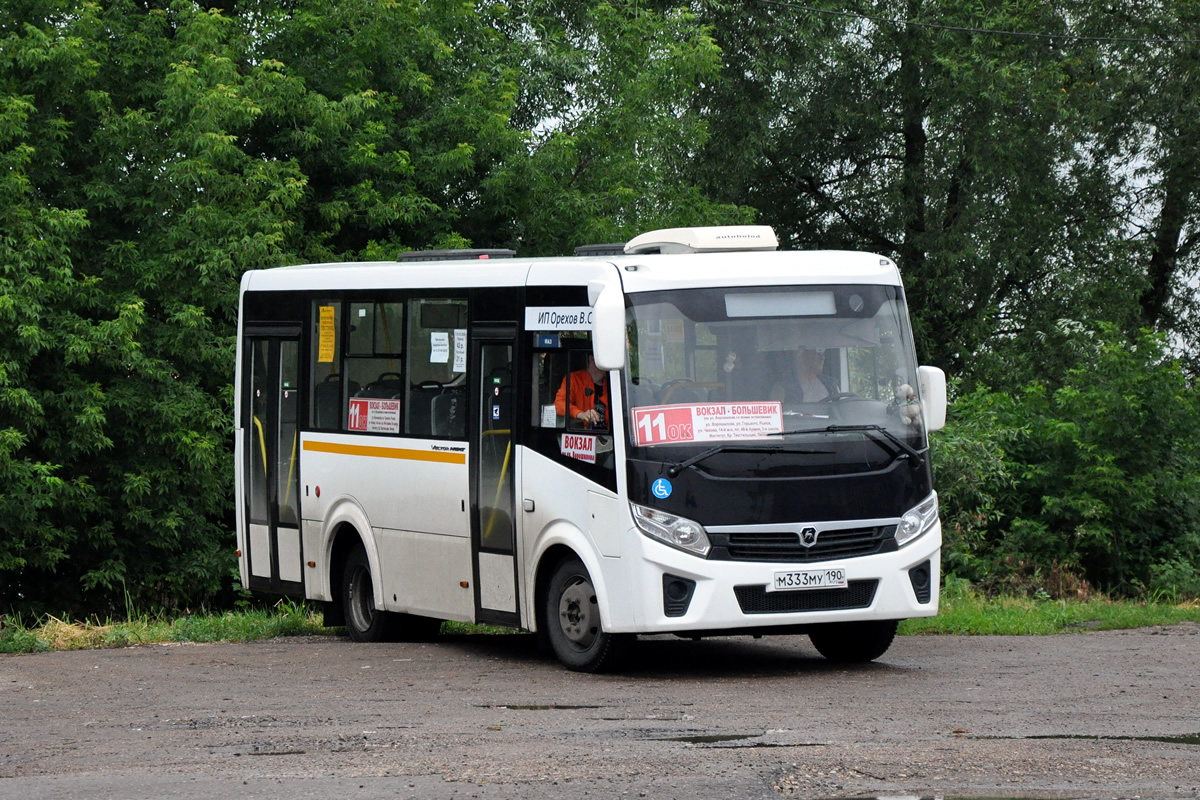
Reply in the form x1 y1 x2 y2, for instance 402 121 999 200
327 521 440 643
537 548 630 672
323 522 365 628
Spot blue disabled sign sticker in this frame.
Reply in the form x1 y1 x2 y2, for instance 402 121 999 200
651 478 673 499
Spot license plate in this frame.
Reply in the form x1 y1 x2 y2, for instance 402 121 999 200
769 568 847 592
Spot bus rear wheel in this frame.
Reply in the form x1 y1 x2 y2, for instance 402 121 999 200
544 556 628 672
342 545 441 643
808 619 899 663
343 545 394 642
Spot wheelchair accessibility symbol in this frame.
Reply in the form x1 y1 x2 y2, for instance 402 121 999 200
651 478 672 499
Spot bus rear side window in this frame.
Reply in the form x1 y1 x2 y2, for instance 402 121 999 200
310 301 343 430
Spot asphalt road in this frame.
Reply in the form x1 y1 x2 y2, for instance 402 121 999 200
2 624 1198 800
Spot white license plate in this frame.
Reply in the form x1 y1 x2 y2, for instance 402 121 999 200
768 568 848 592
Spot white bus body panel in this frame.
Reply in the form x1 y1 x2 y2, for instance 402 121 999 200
233 431 249 587
299 433 473 620
380 528 474 621
614 251 902 293
478 552 517 613
520 448 631 633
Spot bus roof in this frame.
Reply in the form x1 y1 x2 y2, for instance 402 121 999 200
240 250 903 295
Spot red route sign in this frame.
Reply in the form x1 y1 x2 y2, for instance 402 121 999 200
631 402 782 446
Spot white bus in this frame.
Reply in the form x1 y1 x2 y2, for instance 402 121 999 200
234 226 947 671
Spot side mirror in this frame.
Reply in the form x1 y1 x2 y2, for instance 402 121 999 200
917 365 947 431
589 280 625 371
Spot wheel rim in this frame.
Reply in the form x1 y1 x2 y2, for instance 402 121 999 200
557 575 599 651
347 563 376 633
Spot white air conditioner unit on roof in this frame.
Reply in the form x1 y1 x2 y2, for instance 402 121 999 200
624 225 779 255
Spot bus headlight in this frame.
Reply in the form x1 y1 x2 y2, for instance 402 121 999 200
896 492 939 547
631 504 711 557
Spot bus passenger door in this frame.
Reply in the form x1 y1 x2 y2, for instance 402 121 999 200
471 327 520 626
243 332 305 596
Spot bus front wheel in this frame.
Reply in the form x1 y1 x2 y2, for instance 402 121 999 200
808 619 899 663
544 556 628 672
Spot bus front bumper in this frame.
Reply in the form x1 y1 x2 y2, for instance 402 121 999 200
600 523 942 635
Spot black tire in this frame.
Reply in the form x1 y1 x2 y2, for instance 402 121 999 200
808 619 899 663
544 556 629 672
342 544 442 643
342 544 395 642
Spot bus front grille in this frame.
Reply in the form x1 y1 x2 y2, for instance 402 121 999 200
733 580 878 614
711 526 897 563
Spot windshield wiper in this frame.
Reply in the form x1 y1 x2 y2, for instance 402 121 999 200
766 424 925 468
666 444 832 477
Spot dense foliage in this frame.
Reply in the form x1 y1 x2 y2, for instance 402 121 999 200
933 327 1200 599
2 0 1197 614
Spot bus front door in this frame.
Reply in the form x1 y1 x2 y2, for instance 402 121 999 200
243 333 305 596
471 329 520 626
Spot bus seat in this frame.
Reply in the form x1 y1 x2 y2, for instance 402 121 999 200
629 383 655 409
357 372 404 399
431 389 464 438
664 386 703 405
314 374 341 429
408 380 443 435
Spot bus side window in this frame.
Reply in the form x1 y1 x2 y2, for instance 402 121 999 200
309 301 346 430
532 350 568 428
337 301 405 434
408 298 467 438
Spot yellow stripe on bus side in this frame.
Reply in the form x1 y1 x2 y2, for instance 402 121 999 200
302 439 467 464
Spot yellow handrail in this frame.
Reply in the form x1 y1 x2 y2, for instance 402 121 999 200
252 416 268 472
482 431 512 545
282 430 298 517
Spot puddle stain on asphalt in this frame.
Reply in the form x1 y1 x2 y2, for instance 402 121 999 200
983 732 1200 746
651 732 826 748
479 704 603 710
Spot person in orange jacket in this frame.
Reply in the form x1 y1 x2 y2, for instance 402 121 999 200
555 354 610 428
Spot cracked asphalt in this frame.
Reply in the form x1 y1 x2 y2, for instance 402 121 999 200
2 623 1198 799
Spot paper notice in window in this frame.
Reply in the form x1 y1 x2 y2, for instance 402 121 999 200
318 306 336 363
430 331 450 363
453 329 467 372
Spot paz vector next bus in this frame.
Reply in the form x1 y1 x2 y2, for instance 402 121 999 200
234 225 947 671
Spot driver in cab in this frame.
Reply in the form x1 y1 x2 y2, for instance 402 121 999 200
555 353 610 428
769 347 838 403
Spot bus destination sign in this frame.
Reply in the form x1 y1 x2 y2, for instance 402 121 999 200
631 402 782 446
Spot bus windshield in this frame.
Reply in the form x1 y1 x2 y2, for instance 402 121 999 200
624 284 927 456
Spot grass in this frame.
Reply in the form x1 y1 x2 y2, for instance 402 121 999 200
898 582 1200 635
2 589 1198 655
0 599 330 655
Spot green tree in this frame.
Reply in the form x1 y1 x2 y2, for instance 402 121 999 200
242 0 527 258
0 5 98 597
935 327 1200 597
1 1 305 613
489 0 753 254
691 1 1161 378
